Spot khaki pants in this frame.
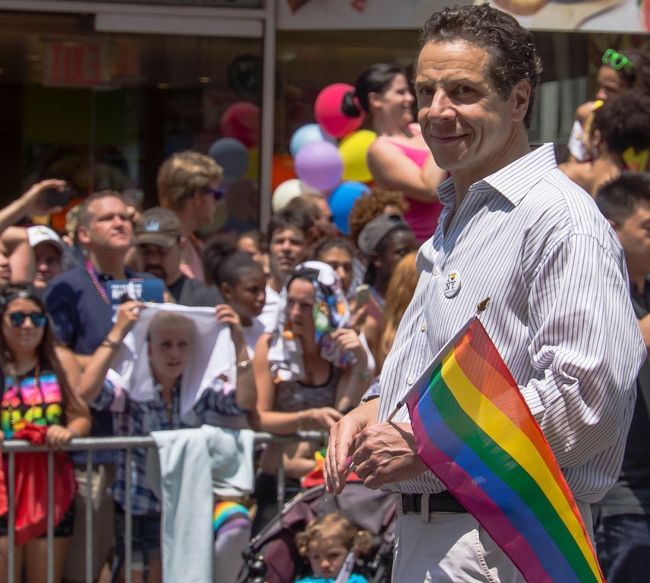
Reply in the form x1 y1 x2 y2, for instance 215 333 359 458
392 496 592 583
62 466 115 581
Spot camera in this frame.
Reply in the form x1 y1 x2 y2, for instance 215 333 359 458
43 187 71 208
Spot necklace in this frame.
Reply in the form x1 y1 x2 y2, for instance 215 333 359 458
85 260 111 305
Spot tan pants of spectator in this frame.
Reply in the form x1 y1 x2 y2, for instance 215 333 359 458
62 466 115 582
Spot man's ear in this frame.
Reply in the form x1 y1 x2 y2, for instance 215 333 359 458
510 80 532 124
77 226 91 247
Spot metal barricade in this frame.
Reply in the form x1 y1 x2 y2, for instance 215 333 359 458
1 431 325 583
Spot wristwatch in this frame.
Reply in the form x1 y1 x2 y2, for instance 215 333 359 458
361 394 380 404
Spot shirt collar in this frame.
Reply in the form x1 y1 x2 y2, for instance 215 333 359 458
481 143 557 206
436 143 558 209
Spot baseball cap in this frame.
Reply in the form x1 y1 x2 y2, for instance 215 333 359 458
27 225 64 254
357 214 411 255
135 207 181 248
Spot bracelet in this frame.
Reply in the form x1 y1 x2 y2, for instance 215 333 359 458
101 338 121 349
236 359 251 371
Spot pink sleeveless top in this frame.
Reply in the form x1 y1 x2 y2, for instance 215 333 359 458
384 139 443 243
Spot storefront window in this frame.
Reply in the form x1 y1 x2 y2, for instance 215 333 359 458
0 10 262 233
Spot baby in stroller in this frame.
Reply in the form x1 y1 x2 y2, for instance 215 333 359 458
295 513 372 583
240 482 395 583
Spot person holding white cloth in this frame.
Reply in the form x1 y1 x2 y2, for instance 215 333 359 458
78 300 255 583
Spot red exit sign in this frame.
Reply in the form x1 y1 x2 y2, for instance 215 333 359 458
43 39 109 87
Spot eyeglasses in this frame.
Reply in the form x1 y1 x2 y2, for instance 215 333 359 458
601 48 633 72
203 187 225 201
7 311 47 328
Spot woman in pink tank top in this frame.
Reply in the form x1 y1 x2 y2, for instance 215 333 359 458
344 64 446 242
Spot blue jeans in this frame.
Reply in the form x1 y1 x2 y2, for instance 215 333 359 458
594 512 650 583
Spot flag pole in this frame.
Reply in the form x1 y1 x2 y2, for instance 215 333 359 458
384 297 490 424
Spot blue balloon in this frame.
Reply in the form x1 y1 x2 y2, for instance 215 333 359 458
290 123 336 158
328 181 370 235
208 137 249 179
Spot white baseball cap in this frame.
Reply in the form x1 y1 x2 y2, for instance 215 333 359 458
27 225 64 254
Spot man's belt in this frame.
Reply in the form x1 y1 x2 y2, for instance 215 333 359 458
400 492 467 514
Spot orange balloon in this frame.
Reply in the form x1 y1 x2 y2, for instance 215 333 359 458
272 153 296 191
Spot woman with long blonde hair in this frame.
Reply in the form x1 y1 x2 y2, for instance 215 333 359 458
378 252 418 372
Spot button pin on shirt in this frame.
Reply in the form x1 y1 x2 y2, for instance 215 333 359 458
444 270 461 298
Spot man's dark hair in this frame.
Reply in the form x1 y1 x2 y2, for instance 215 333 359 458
420 4 542 128
77 190 125 229
591 92 650 155
596 172 650 224
267 207 309 246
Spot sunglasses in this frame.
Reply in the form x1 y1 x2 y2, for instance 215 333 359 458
203 187 225 201
601 48 633 72
7 311 47 328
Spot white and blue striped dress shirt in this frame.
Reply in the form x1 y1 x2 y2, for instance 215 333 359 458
378 143 646 503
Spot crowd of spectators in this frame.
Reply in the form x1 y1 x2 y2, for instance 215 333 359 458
0 152 420 583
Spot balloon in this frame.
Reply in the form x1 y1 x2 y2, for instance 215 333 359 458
272 153 296 191
314 83 365 139
289 123 336 158
208 138 249 180
328 181 370 235
295 141 343 192
272 179 320 213
245 146 259 180
220 102 260 148
339 130 376 183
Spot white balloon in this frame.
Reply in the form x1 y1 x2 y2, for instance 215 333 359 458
272 178 321 212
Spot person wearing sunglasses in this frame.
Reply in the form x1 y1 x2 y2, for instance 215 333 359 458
157 151 225 283
567 46 650 163
0 284 91 583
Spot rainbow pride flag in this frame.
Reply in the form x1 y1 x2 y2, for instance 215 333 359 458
403 317 605 583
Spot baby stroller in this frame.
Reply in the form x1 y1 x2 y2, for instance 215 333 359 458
238 481 396 583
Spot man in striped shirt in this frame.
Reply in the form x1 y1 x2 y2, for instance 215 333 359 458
325 5 645 582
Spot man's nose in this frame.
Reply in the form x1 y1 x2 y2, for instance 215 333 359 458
428 91 454 120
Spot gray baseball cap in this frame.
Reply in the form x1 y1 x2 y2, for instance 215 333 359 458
135 207 181 248
357 214 411 255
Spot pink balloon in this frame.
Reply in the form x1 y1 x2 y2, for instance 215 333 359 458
295 141 343 192
314 83 365 139
220 102 260 148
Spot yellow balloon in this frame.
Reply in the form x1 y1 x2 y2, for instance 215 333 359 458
339 130 376 183
245 146 260 179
